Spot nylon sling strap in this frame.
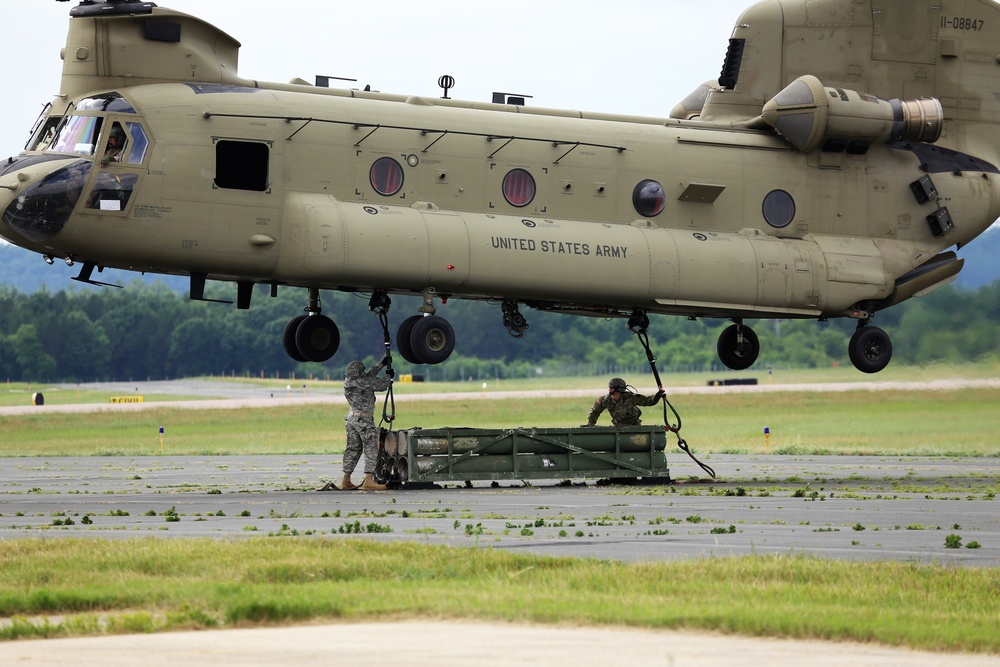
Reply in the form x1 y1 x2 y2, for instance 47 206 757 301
629 313 716 480
369 293 396 431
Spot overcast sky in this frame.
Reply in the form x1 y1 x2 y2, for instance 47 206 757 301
0 0 751 155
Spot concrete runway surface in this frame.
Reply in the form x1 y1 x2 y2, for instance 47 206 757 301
2 620 1000 667
2 454 996 565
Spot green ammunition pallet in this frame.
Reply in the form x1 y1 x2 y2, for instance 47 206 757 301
380 426 669 485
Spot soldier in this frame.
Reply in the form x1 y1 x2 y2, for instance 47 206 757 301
100 123 127 166
341 358 393 491
586 377 664 427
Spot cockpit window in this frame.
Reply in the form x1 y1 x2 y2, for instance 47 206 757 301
86 172 139 212
124 122 149 164
47 115 103 156
77 93 136 114
27 116 62 152
100 123 129 165
96 122 147 166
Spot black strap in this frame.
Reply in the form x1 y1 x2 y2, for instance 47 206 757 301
369 293 396 431
630 314 716 479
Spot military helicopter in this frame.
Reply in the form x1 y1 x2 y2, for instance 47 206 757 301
2 0 998 373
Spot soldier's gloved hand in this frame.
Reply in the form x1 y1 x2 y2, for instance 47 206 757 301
381 355 392 366
657 390 666 401
387 369 395 379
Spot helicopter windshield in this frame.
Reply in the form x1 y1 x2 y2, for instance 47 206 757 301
43 93 141 157
2 159 92 243
47 115 103 156
27 116 62 152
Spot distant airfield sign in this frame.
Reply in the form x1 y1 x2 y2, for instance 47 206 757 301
109 395 144 404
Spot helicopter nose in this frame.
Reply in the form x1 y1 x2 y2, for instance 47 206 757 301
1 157 92 245
0 157 26 193
0 160 24 243
1 154 71 178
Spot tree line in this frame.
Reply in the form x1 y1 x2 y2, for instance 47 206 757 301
1 278 998 383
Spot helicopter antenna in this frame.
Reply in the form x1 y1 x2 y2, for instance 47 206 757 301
315 75 357 88
438 75 455 100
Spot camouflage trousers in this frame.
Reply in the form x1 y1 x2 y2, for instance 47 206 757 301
344 418 378 475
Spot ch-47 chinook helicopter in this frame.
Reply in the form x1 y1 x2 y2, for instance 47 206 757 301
2 0 999 373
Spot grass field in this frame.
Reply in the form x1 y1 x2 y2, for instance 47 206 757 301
4 359 1000 407
0 382 214 407
1 539 998 653
2 387 998 457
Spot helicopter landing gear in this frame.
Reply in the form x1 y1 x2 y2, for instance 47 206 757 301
848 322 892 374
408 316 455 364
282 288 340 362
717 320 759 370
394 289 456 365
501 299 529 337
396 315 455 364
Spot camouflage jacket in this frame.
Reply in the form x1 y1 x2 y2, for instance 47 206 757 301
587 391 660 426
344 362 391 419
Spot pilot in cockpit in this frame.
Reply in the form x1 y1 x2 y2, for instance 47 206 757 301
100 124 127 166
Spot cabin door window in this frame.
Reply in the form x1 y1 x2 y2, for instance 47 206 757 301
214 140 270 191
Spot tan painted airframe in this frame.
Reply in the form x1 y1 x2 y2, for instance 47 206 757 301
2 0 999 372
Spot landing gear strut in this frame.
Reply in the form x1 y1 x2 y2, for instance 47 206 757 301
282 288 340 362
502 299 529 337
848 321 892 373
717 320 759 370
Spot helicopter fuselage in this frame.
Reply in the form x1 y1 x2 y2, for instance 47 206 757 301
2 0 999 372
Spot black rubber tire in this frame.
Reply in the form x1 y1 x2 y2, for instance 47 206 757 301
849 326 892 374
716 323 759 371
282 315 308 362
409 315 456 365
294 314 340 363
395 315 424 364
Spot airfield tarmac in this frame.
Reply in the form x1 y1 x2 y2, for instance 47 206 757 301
1 381 998 664
1 453 997 564
1 453 998 666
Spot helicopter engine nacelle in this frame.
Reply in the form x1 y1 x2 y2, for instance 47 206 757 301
761 75 943 153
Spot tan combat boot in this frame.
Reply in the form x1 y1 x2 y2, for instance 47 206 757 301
341 474 358 490
360 474 386 491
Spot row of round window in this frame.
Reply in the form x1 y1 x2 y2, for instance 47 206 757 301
369 157 795 227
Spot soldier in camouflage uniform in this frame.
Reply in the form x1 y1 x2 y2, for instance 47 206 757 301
341 358 393 491
586 377 664 427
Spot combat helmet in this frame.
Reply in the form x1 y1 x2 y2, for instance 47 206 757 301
608 377 627 393
345 361 365 379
